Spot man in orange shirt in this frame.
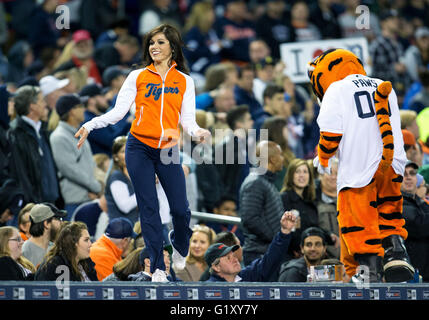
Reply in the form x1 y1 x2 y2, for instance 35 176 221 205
90 217 136 280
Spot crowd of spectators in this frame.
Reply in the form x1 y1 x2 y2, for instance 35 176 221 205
0 0 429 283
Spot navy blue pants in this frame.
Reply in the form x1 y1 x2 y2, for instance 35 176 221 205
125 133 192 273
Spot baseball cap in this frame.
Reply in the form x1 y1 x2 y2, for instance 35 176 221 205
41 202 67 218
79 83 102 98
105 217 137 239
405 160 419 170
415 27 429 40
39 75 70 97
102 66 128 87
254 56 276 70
300 226 327 246
204 243 239 266
402 129 416 146
56 94 85 117
72 30 92 43
30 203 66 224
379 9 399 21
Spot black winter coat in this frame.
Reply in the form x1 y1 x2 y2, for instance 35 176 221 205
0 256 33 281
402 192 429 281
278 256 307 282
239 171 284 256
35 255 98 282
7 117 58 203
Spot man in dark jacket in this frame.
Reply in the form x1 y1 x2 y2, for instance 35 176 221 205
401 161 429 281
7 85 60 205
214 105 254 203
205 210 296 282
278 226 328 282
0 85 12 183
239 140 285 267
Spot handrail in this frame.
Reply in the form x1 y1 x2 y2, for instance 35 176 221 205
190 211 241 225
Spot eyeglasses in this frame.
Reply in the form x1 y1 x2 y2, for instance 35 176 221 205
8 237 23 243
404 170 417 177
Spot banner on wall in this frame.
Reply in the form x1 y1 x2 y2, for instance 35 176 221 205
280 37 370 83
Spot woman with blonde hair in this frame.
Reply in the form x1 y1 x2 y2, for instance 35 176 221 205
173 224 216 281
0 226 35 280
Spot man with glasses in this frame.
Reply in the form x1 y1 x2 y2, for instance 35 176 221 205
21 203 66 268
401 161 429 281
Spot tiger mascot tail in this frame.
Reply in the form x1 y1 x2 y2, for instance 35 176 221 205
374 81 394 172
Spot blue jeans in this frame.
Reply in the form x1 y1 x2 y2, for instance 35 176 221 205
125 133 192 273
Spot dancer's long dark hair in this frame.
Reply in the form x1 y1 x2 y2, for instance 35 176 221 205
140 24 189 75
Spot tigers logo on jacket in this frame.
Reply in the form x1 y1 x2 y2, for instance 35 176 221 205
132 62 193 149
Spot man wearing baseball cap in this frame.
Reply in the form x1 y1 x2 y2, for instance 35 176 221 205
22 203 66 267
38 75 70 132
90 217 137 280
278 227 329 282
402 129 419 163
50 94 102 219
55 29 102 85
205 211 296 282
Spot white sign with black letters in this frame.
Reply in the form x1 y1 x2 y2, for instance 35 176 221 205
280 38 370 83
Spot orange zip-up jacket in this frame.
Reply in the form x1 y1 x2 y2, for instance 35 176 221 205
89 235 123 281
83 62 201 149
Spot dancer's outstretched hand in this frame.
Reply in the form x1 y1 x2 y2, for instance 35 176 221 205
75 126 89 149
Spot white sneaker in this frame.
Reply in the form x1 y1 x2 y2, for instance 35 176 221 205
152 269 169 282
168 230 187 271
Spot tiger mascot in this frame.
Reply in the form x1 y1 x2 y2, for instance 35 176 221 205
309 48 415 283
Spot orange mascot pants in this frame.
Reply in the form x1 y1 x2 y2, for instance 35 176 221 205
337 166 408 278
